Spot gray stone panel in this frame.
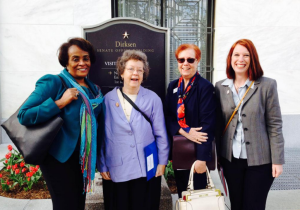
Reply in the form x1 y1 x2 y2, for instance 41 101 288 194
0 197 30 210
282 114 300 148
24 199 52 210
266 190 300 210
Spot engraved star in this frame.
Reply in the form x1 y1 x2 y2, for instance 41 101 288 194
122 31 130 39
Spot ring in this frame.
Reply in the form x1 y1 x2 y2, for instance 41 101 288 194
76 93 79 97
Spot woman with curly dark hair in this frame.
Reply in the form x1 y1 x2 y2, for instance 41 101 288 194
18 37 105 210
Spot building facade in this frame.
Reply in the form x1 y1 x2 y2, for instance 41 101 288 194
1 0 299 148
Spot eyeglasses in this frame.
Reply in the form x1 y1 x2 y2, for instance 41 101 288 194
177 58 197 64
126 68 144 74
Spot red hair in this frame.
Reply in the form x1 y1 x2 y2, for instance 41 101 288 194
226 39 264 80
175 44 201 61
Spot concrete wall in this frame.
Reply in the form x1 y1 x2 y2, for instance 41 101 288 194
0 0 111 119
213 0 300 115
0 0 111 143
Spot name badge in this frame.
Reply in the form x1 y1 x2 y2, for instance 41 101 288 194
173 87 178 94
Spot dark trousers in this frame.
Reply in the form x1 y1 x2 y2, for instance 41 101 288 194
103 176 161 210
174 169 207 198
221 157 275 210
40 151 86 210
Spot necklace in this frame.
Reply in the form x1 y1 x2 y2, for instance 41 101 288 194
122 95 130 118
120 88 137 119
234 83 240 93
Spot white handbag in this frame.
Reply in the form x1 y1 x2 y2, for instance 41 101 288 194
176 162 226 210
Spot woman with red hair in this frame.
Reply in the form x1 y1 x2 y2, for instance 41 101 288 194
164 44 216 198
215 39 284 210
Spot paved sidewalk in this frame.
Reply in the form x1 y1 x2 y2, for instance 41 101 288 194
0 144 300 210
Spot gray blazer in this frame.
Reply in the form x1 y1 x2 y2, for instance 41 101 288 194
215 77 285 166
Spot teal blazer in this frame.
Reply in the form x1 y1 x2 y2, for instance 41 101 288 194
17 69 105 163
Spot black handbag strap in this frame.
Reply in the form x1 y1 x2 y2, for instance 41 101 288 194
58 75 68 90
119 87 152 127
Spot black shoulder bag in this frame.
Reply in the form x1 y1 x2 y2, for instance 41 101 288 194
1 76 67 165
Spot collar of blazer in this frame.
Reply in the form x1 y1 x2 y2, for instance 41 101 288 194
221 77 260 108
109 86 147 124
176 74 200 104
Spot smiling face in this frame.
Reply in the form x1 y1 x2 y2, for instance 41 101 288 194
177 48 199 81
66 45 91 82
231 44 250 77
121 59 144 92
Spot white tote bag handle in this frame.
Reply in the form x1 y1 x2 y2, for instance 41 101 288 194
187 161 215 190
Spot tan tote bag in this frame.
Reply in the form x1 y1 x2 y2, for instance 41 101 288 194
175 161 226 210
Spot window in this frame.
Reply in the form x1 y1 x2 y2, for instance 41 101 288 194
112 0 214 82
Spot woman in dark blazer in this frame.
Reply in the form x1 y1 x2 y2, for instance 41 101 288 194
215 39 284 210
17 38 105 210
164 44 216 198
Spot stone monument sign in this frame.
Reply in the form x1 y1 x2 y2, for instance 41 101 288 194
84 18 170 99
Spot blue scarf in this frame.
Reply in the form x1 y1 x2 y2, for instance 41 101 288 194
61 70 103 192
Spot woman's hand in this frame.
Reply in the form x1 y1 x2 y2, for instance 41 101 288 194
55 88 79 109
179 127 208 144
155 164 166 177
272 164 283 178
101 172 111 180
194 160 206 174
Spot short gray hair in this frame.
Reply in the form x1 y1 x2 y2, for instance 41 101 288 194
116 50 150 81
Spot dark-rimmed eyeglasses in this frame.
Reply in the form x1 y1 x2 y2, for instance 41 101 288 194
177 58 197 64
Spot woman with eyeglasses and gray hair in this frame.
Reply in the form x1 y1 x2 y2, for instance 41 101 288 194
164 44 216 198
97 50 169 210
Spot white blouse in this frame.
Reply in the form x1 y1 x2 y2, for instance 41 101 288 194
117 89 137 121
